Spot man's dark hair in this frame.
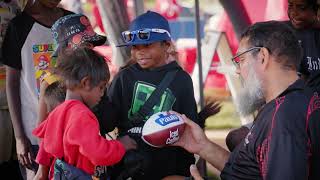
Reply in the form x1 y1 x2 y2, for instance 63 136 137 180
55 47 110 89
240 21 302 70
44 81 66 109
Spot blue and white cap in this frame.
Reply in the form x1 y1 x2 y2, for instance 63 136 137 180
118 11 171 47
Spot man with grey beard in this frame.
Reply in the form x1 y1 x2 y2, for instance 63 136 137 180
224 59 267 152
235 58 265 117
173 21 320 180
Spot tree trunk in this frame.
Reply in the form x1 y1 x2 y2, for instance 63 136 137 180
219 0 251 39
133 0 144 17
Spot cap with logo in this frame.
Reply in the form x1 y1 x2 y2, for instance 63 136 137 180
51 13 107 57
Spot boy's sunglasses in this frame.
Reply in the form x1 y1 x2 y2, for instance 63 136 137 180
121 28 171 43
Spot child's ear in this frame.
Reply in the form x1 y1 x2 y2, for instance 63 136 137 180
80 76 91 90
165 41 174 53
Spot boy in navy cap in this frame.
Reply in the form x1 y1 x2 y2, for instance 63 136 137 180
108 11 198 180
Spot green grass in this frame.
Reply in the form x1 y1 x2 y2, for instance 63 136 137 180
144 0 156 9
207 171 221 180
205 100 241 130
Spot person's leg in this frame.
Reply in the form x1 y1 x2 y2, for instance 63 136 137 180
0 90 23 179
0 159 23 180
0 109 13 163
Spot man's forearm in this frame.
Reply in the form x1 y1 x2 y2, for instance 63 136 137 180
199 140 230 171
6 66 24 138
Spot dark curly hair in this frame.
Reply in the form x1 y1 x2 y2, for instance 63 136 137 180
55 47 110 89
306 0 319 12
241 21 302 71
44 81 66 110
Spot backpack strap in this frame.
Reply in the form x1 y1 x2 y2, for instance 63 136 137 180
130 70 178 125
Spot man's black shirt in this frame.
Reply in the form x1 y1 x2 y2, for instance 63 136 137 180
221 79 319 180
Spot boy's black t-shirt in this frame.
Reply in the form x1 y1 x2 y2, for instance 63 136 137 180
93 94 119 134
285 22 320 77
297 28 320 77
107 61 198 179
220 79 320 180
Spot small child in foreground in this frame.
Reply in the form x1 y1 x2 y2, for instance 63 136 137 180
33 47 136 179
34 76 65 180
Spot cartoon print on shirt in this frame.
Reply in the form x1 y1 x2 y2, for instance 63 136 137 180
33 43 55 95
307 57 320 71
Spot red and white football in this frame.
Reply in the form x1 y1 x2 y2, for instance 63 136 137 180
141 111 185 148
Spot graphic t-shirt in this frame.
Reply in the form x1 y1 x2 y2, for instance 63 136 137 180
32 43 56 93
297 28 320 77
1 10 70 144
107 61 198 179
128 80 176 121
285 22 320 77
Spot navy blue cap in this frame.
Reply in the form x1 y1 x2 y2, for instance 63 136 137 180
118 11 171 47
51 14 107 57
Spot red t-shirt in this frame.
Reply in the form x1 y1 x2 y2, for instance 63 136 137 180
33 100 125 176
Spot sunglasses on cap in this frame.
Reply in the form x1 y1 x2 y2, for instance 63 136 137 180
121 28 171 43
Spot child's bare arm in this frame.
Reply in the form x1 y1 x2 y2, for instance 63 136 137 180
37 80 49 125
33 164 49 180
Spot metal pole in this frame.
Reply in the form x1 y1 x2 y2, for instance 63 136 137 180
194 0 206 177
195 0 204 109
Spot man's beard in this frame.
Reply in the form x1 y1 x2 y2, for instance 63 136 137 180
235 66 265 117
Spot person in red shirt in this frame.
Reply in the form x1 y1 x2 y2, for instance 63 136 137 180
33 47 137 179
